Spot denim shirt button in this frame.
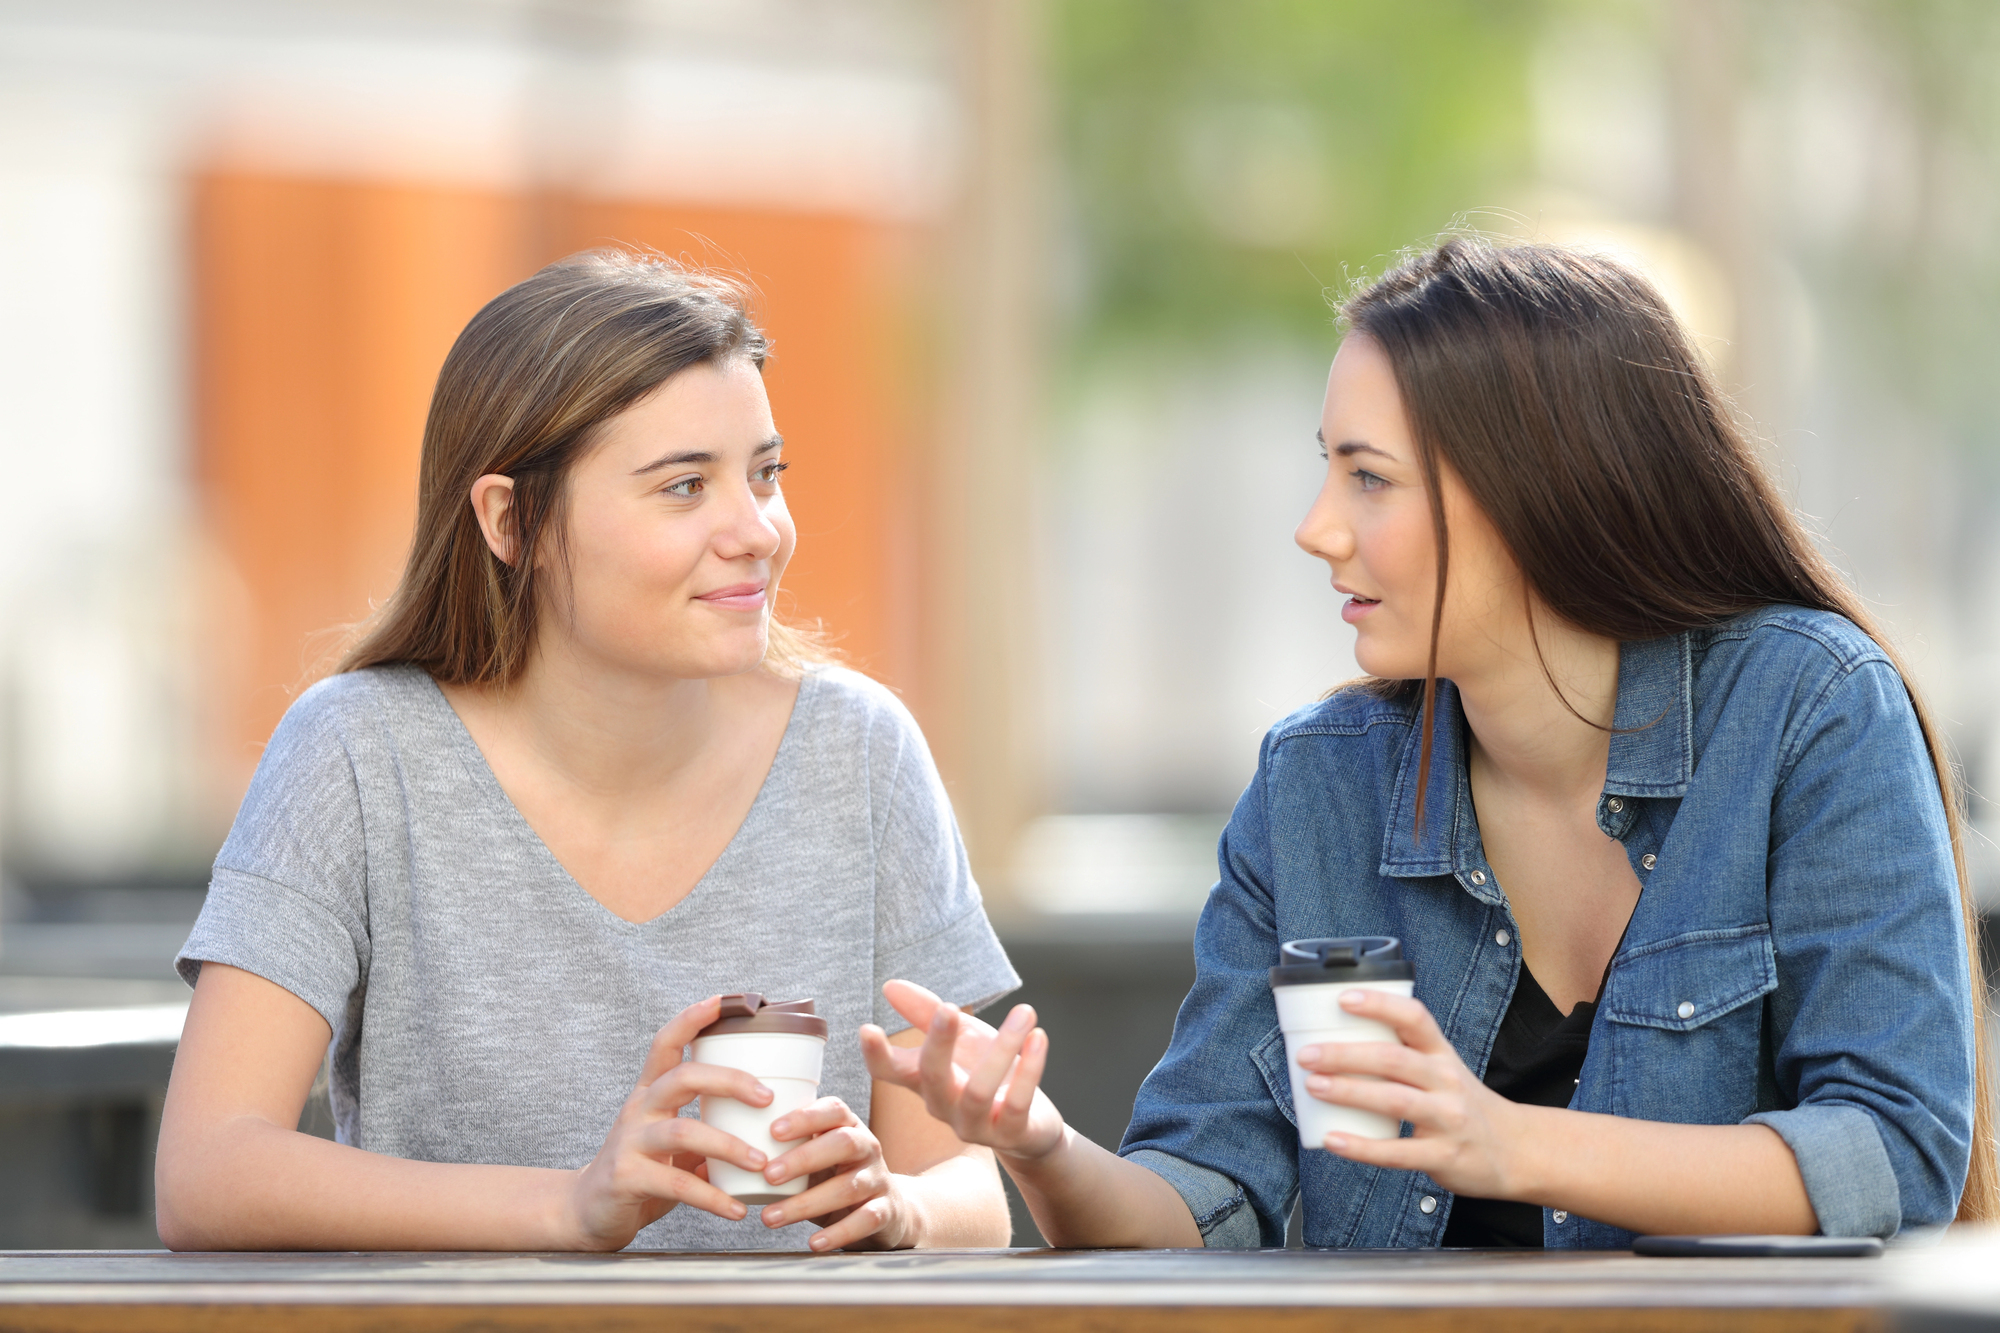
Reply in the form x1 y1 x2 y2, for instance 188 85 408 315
1470 870 1486 885
1607 797 1624 813
1553 1210 1569 1224
1641 854 1657 870
1496 929 1511 947
1419 1195 1438 1215
1677 1000 1696 1019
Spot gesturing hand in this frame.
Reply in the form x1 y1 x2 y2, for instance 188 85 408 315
563 995 772 1250
859 979 1066 1164
1294 987 1528 1200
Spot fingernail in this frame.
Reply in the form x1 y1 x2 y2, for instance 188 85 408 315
764 1207 784 1225
810 1234 829 1250
746 1150 765 1168
771 1120 788 1136
1339 990 1366 1008
1002 1007 1031 1032
732 1202 748 1219
1307 1074 1331 1094
755 1084 773 1099
766 1165 785 1183
931 1009 950 1030
1297 1045 1320 1063
1326 1134 1349 1152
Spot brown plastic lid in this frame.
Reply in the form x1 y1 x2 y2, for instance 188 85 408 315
694 994 828 1039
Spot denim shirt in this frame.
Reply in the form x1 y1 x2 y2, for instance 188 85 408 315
1121 606 1975 1248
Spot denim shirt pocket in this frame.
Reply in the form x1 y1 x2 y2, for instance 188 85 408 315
1251 1024 1297 1129
1600 925 1776 1124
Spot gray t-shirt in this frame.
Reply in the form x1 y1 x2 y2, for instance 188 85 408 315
177 662 1019 1250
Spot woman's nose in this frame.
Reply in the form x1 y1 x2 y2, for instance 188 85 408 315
713 481 782 560
1295 492 1353 564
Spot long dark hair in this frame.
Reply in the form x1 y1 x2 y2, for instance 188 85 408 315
1341 236 1995 1222
340 248 828 684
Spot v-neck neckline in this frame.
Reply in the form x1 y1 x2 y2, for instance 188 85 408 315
416 665 819 931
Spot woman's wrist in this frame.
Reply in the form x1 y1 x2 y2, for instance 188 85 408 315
880 1172 929 1248
1493 1101 1561 1208
995 1124 1080 1193
537 1167 601 1250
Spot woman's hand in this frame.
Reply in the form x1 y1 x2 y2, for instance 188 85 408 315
859 979 1066 1165
1294 987 1528 1199
755 1097 912 1250
563 995 775 1250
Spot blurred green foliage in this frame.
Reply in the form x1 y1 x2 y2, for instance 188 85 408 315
1049 0 1544 354
1796 0 2000 441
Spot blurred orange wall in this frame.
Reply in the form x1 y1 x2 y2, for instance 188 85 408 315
195 174 922 792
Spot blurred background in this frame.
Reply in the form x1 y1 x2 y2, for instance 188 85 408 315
2 0 1997 1247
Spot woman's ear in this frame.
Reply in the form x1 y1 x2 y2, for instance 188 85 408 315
469 474 519 565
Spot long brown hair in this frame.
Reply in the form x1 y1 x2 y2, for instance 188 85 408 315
340 248 829 684
1341 236 1995 1222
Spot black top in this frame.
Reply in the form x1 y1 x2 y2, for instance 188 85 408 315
1438 962 1595 1248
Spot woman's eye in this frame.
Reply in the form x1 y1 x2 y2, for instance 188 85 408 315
755 461 790 484
1350 468 1387 492
664 476 704 497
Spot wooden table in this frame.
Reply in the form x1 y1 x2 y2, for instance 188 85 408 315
0 1247 1905 1332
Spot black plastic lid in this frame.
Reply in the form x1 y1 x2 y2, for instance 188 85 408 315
1269 936 1414 987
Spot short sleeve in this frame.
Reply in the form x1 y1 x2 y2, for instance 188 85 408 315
857 677 1019 1030
176 676 374 1033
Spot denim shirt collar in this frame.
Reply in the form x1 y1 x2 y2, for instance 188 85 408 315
1377 633 1694 886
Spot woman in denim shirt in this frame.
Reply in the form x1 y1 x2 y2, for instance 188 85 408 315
869 239 1995 1247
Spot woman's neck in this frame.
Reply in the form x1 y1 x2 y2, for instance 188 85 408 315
1453 612 1621 806
451 642 738 799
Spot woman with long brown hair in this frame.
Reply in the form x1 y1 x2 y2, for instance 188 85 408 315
868 237 1992 1247
155 250 1018 1251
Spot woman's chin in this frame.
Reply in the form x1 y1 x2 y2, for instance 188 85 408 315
1352 638 1424 683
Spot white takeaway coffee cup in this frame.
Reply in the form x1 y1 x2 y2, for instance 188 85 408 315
1270 937 1416 1148
691 994 829 1205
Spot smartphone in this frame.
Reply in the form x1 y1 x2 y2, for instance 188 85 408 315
1633 1234 1884 1258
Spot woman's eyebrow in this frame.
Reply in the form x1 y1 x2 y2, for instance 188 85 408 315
631 434 783 475
1316 429 1395 461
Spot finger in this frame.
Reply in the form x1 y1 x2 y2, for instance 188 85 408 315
632 995 724 1092
1304 1073 1434 1128
1323 1130 1436 1173
1337 988 1451 1055
770 1096 861 1144
762 1157 881 1230
963 1005 1034 1112
881 978 947 1032
614 1153 751 1222
860 1024 920 1090
644 1062 774 1115
917 1005 968 1116
637 1117 769 1174
996 1027 1049 1133
1298 1040 1440 1089
804 1195 895 1252
766 1122 873 1186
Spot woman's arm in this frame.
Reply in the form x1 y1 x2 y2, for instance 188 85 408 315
156 965 771 1250
1300 986 1816 1235
862 982 1201 1248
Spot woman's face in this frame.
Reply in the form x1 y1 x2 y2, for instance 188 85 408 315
505 357 796 681
1294 333 1522 682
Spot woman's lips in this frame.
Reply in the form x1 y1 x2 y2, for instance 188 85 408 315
1341 595 1381 624
695 582 768 612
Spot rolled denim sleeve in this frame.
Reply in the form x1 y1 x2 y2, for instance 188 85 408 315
1118 730 1299 1248
1760 656 1975 1235
1123 1149 1263 1247
1745 1105 1900 1238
